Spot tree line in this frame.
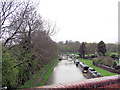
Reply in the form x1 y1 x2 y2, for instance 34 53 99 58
58 40 118 55
1 0 59 89
78 41 107 58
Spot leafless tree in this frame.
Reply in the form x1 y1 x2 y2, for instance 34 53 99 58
86 43 97 54
0 0 39 47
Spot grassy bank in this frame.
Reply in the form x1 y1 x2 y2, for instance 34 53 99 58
37 58 58 86
18 57 58 89
111 53 118 55
116 60 119 65
78 58 117 76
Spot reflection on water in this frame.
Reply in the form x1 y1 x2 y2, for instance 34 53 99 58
46 57 87 85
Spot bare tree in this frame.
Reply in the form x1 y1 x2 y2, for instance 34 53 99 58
1 0 23 39
0 0 38 47
86 43 97 54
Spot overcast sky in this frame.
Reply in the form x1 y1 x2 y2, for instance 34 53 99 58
37 0 119 43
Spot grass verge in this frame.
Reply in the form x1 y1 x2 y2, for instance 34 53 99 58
18 57 58 89
116 60 119 65
36 58 58 86
78 58 117 76
111 53 118 55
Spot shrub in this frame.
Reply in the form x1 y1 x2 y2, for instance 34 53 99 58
93 58 102 65
93 56 114 67
105 52 111 57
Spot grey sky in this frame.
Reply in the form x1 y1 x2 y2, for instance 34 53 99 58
38 0 119 43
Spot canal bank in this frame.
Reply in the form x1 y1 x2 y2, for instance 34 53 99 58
18 56 59 89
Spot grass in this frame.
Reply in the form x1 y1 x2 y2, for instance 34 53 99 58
18 64 49 89
116 60 119 65
78 58 117 76
18 57 58 89
111 53 118 55
36 58 58 86
86 54 94 56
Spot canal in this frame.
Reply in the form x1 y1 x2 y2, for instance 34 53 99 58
46 56 87 85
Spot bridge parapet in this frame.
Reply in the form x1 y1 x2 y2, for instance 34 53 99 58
19 75 120 90
34 75 120 89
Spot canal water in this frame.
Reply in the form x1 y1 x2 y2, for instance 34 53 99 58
46 56 87 85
